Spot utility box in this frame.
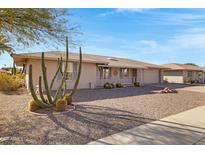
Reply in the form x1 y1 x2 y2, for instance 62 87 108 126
89 82 95 89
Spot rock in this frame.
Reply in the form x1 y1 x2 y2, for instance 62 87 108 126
160 87 178 94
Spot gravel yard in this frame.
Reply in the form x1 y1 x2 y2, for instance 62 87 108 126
1 85 205 144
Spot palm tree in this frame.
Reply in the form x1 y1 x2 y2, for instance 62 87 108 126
0 35 13 54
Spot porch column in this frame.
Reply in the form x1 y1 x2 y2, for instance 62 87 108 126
138 68 144 86
159 69 164 83
202 72 205 83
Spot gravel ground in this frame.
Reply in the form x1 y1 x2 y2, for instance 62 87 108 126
1 85 205 144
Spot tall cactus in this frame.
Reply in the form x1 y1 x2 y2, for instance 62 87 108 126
49 57 63 90
41 52 53 104
68 47 82 97
53 36 69 104
39 76 48 104
28 65 51 108
28 36 82 111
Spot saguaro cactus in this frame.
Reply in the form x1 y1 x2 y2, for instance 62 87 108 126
28 36 82 111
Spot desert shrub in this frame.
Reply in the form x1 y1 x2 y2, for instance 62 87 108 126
116 83 123 88
16 72 25 79
163 80 168 83
110 83 115 88
28 100 40 111
134 82 140 87
104 82 114 89
0 73 24 91
56 99 67 112
190 80 195 84
185 78 195 84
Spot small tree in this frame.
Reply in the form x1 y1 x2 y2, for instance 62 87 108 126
0 9 79 54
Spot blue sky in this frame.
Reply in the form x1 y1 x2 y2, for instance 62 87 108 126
1 8 205 68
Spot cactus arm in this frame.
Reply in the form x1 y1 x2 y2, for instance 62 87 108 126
28 65 50 108
68 47 82 97
53 36 69 104
59 57 63 74
39 76 49 104
49 58 63 90
41 52 53 104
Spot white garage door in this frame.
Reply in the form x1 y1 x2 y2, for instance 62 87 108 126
144 69 159 84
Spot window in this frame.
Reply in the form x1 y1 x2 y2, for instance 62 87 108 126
120 68 128 78
102 67 110 79
187 71 193 78
63 62 74 80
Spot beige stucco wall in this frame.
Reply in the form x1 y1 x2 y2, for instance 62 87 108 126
163 70 184 83
25 59 97 90
25 58 162 90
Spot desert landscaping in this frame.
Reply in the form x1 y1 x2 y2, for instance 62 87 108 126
1 85 205 144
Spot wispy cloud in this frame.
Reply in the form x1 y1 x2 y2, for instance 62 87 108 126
115 8 151 13
169 28 205 48
98 8 205 27
98 8 151 17
84 27 205 65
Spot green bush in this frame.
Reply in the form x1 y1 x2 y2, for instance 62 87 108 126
110 83 115 88
104 82 114 89
190 80 195 84
0 73 24 91
134 82 140 87
116 83 123 88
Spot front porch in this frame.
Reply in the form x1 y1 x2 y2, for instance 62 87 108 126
96 66 145 87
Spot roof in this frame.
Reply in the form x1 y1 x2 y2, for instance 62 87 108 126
12 51 165 69
162 63 204 71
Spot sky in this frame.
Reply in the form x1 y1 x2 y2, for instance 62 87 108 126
1 8 205 68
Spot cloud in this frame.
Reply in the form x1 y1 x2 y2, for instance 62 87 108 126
98 8 151 17
169 28 205 48
115 8 151 13
85 27 205 55
136 40 158 47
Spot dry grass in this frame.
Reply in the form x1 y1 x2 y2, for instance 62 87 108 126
0 73 24 92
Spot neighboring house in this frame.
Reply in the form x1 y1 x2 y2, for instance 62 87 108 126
0 69 10 74
12 51 165 90
162 63 205 84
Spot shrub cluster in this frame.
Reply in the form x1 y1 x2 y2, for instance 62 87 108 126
185 78 195 84
134 82 140 87
104 82 115 89
115 83 123 88
0 73 24 91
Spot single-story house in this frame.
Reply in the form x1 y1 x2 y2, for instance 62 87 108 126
12 51 166 90
162 63 205 84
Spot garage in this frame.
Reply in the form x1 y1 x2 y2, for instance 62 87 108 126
144 69 159 84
